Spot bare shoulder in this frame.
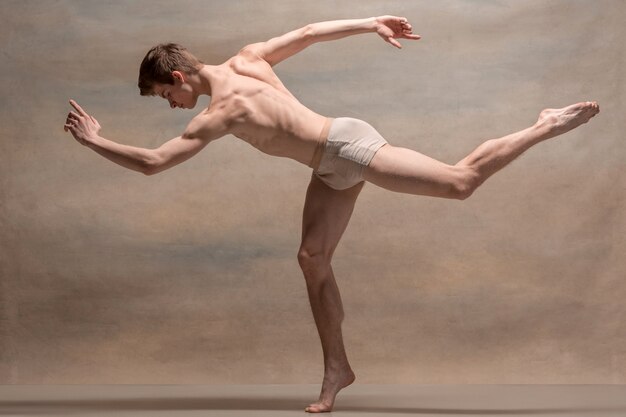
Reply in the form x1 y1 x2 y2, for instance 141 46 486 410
231 43 296 98
237 42 265 59
183 109 230 142
235 42 280 68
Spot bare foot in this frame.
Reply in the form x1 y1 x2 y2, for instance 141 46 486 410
537 101 600 136
305 366 356 413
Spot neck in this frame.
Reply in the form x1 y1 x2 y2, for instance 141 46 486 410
191 65 215 97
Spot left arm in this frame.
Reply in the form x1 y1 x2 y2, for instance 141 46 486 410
306 16 418 47
243 15 420 66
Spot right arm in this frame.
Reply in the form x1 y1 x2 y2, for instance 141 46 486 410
64 100 225 176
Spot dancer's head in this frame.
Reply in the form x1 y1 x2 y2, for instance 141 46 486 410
138 43 204 109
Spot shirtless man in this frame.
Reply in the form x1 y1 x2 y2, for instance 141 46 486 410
63 15 599 413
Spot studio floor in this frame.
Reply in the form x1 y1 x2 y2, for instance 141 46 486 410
1 384 625 416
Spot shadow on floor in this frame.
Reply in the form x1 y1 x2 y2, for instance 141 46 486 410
2 397 626 415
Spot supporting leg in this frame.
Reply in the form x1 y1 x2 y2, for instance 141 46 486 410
298 174 364 413
363 101 600 198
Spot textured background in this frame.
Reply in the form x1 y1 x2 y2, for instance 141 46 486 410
1 0 624 384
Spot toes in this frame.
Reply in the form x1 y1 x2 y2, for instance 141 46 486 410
586 101 600 115
574 101 600 115
305 403 331 413
584 101 600 111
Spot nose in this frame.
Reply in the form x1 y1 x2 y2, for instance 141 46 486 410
169 100 176 109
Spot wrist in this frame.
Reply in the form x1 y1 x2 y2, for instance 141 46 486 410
371 16 381 32
86 135 103 149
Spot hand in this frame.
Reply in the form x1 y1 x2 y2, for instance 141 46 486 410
64 99 102 146
375 15 421 49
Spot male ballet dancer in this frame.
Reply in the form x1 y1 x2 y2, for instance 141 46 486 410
63 15 599 413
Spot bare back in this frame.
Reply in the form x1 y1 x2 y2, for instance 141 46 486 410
206 48 328 166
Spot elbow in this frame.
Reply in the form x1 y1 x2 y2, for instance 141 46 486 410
302 24 315 43
142 152 162 176
143 161 162 176
142 165 157 176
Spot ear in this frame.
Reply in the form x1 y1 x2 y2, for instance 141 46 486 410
171 71 185 83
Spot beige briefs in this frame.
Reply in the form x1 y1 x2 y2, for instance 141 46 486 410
309 117 388 190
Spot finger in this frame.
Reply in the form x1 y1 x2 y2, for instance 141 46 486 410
404 34 421 40
388 37 402 49
69 99 89 117
68 111 81 120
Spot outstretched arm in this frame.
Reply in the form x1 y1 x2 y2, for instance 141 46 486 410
244 15 420 66
64 100 224 176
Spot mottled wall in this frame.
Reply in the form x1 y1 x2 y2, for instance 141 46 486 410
1 0 624 384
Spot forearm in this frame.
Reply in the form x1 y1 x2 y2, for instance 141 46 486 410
87 135 157 175
307 17 378 43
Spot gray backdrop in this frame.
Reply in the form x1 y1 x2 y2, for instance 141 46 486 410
1 0 624 384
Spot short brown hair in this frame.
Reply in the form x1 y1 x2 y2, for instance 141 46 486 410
138 43 204 96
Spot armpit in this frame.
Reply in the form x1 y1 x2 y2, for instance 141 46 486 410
183 112 227 142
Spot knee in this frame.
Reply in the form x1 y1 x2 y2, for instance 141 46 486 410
297 247 331 280
451 166 481 200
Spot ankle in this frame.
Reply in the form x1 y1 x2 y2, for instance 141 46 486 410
531 120 557 140
324 362 353 375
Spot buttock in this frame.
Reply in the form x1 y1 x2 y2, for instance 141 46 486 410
313 117 388 190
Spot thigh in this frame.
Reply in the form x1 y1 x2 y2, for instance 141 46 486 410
300 173 364 257
362 144 462 198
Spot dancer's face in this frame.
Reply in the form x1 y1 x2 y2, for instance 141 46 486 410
154 71 198 110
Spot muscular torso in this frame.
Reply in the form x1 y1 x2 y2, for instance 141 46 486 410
207 48 328 167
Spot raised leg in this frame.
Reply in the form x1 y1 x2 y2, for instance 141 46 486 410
298 174 364 413
363 102 600 198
